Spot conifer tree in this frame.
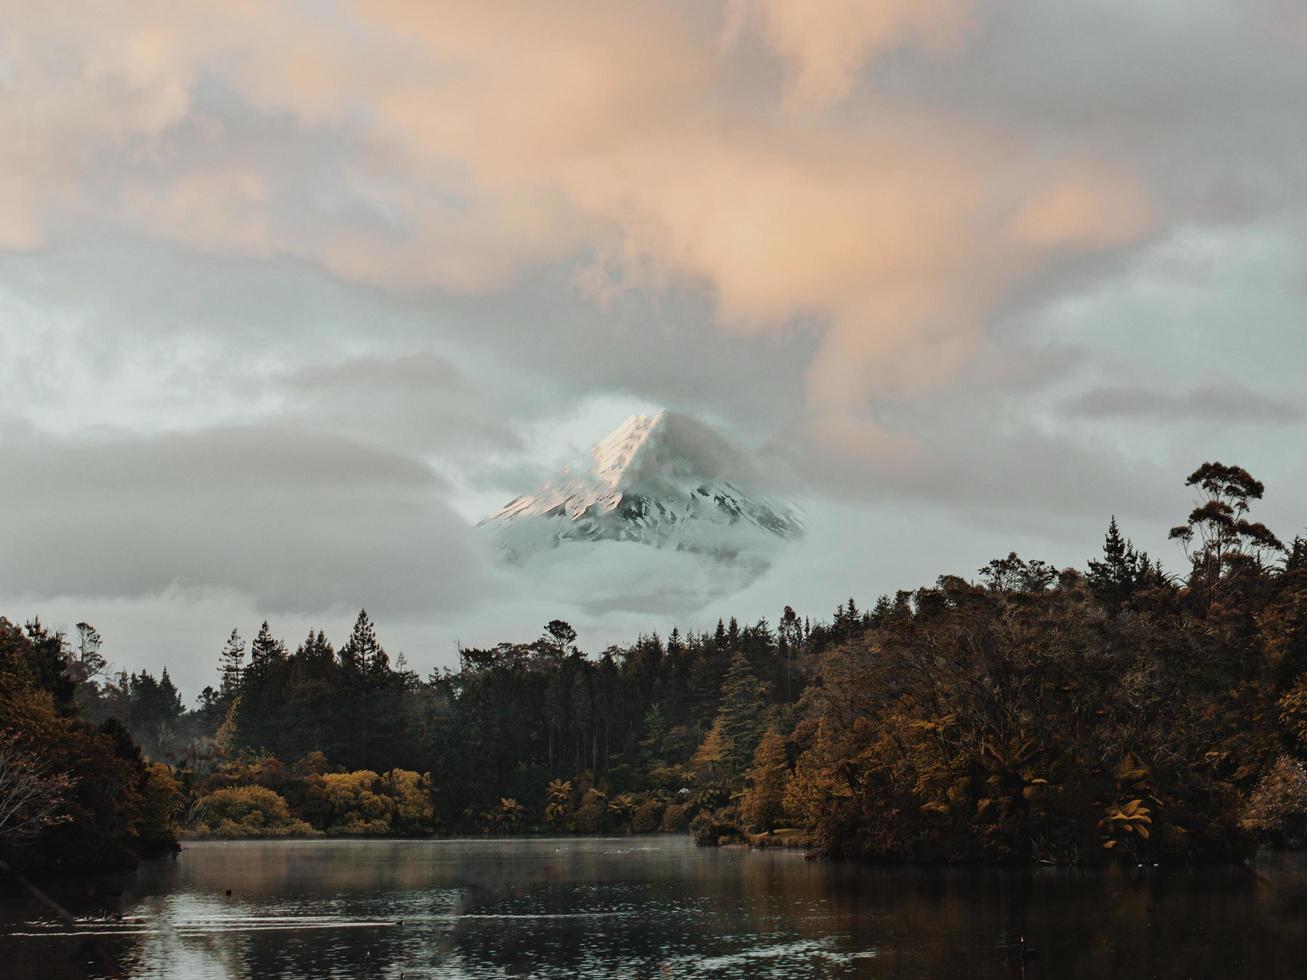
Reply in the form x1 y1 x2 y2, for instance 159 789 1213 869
234 622 290 756
340 609 386 678
689 650 727 731
778 606 802 703
716 651 767 778
336 610 396 768
638 703 666 769
217 629 245 705
157 668 184 721
667 627 683 656
1087 516 1151 610
284 629 338 761
727 617 741 651
1287 536 1307 576
248 621 287 672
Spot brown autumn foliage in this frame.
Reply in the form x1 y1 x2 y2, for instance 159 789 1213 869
785 482 1307 864
0 617 178 871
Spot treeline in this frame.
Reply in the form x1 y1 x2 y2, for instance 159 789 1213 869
0 620 181 874
57 577 874 842
83 608 848 838
785 464 1307 863
8 461 1307 866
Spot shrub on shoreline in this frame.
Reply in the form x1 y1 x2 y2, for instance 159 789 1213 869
189 786 318 838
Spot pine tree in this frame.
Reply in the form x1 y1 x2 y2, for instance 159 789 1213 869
157 668 184 722
234 622 290 756
217 629 245 704
285 629 338 761
689 649 728 731
337 609 395 768
1287 536 1307 575
340 609 386 678
248 621 287 672
716 651 767 778
778 606 802 703
299 629 335 670
638 703 666 769
1088 516 1153 610
132 667 185 759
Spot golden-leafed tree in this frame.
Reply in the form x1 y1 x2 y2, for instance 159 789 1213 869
740 729 787 832
691 717 731 784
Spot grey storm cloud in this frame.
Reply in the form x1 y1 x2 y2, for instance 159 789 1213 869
280 352 524 455
1065 384 1302 424
0 425 490 617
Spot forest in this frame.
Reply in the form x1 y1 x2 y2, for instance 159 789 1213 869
4 461 1307 871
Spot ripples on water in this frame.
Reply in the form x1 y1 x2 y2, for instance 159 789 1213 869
3 837 1307 978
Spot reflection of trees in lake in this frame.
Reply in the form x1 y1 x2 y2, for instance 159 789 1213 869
8 840 1307 978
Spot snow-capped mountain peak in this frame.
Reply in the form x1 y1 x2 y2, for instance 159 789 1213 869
592 410 665 489
480 411 803 561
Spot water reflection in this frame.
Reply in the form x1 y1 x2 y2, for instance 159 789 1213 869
2 838 1307 978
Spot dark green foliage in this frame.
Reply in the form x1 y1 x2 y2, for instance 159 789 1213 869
1086 516 1157 610
124 668 185 758
79 607 821 832
233 621 289 754
217 628 246 706
716 652 767 776
13 619 78 712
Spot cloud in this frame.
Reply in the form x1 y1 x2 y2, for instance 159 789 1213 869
280 353 523 455
1065 383 1301 424
771 409 1178 525
4 0 1307 690
508 541 772 617
726 0 975 108
0 425 490 616
2 0 1161 425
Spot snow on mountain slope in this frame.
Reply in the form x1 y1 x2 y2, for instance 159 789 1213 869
480 411 804 563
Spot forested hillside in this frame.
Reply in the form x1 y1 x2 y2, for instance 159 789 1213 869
7 462 1307 866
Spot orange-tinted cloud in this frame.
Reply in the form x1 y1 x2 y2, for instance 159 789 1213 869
1 0 1157 432
727 0 975 108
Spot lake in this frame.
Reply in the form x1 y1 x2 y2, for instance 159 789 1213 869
2 836 1306 978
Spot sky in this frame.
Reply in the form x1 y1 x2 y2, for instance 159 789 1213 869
3 0 1306 697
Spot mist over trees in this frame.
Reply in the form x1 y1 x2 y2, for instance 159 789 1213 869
6 461 1307 865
